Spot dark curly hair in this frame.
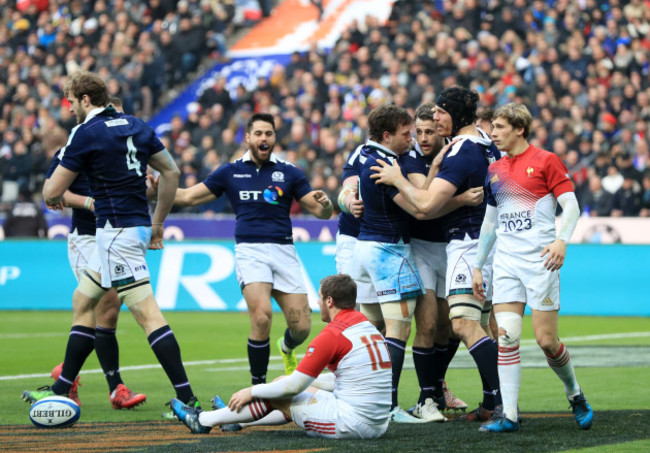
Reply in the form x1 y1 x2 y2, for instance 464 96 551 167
367 104 413 143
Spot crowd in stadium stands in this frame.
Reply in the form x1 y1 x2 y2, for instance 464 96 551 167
2 0 650 224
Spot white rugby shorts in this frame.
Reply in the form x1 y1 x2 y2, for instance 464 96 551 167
335 232 357 275
411 238 447 296
67 230 95 282
446 235 494 298
336 233 375 303
291 390 388 439
351 240 424 304
492 251 560 311
234 243 307 294
88 224 151 288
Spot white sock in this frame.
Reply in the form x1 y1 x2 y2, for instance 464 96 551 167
198 399 272 427
498 343 521 422
546 343 581 398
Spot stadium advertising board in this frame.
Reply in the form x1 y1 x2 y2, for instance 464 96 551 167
0 240 649 316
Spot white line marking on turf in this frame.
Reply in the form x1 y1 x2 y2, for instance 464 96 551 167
0 332 65 339
2 331 649 381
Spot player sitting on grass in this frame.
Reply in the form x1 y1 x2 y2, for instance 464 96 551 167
171 274 392 439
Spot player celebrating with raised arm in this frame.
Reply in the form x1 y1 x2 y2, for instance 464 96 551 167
169 112 333 388
472 103 593 433
170 274 392 439
370 88 503 423
24 71 200 411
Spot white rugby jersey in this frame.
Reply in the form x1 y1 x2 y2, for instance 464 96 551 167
296 309 391 425
485 145 574 261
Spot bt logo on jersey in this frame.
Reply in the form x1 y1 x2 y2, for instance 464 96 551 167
239 190 263 200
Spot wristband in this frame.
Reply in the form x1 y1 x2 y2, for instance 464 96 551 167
84 197 93 210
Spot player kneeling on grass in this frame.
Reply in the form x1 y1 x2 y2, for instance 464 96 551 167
472 103 593 433
171 274 392 439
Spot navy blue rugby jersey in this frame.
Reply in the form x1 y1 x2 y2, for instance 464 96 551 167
46 150 95 236
203 151 312 244
58 106 164 228
435 129 501 241
337 144 363 238
399 146 447 243
357 140 411 244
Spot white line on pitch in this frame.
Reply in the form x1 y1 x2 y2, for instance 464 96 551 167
2 331 649 381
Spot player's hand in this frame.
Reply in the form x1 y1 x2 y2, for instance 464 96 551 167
45 201 64 211
349 198 364 218
149 224 165 250
458 187 484 207
541 239 567 271
312 189 331 207
432 138 460 170
146 174 160 201
370 159 403 187
228 387 253 412
472 268 486 302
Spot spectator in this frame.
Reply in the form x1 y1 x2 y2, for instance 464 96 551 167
611 170 643 217
2 188 48 238
581 175 614 217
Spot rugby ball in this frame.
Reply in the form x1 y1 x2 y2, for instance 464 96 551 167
29 396 80 428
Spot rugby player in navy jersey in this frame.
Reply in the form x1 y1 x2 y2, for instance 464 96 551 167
371 88 503 423
24 71 200 412
42 96 146 410
335 143 364 277
399 103 484 421
169 112 333 387
350 104 432 424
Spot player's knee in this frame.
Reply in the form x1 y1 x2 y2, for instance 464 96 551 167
77 270 108 301
536 335 559 355
251 312 272 334
116 280 154 307
289 324 310 343
495 312 522 349
448 295 482 322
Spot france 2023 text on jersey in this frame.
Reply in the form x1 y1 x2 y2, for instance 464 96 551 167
486 145 574 261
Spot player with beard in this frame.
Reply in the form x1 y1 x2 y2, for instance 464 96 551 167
169 112 333 389
371 87 503 424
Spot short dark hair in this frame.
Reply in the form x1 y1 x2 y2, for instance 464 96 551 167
367 104 412 142
63 71 108 107
414 102 435 122
476 107 494 122
436 87 479 134
247 112 275 133
108 95 123 109
320 274 357 309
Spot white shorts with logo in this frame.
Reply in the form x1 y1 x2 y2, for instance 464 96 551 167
446 236 494 298
234 243 306 294
492 251 560 311
88 224 151 288
351 240 424 304
336 233 374 303
411 238 447 296
291 390 388 440
67 230 95 282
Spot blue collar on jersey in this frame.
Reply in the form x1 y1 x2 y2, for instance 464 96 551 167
366 139 400 158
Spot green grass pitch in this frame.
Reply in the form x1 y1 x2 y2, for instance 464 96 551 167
1 311 649 452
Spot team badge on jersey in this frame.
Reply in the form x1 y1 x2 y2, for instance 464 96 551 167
263 185 283 204
307 346 315 357
271 171 285 182
114 265 125 276
527 167 534 177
